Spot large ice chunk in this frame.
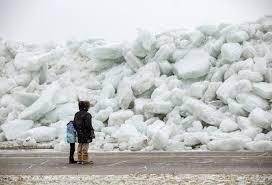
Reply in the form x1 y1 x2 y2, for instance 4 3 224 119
94 98 119 112
0 78 17 97
101 64 133 89
236 93 269 112
146 120 165 138
265 68 272 83
88 59 117 72
125 116 146 134
226 30 249 43
197 25 218 36
136 29 156 51
187 121 203 132
253 57 267 75
128 135 147 151
0 132 6 142
249 108 272 129
152 124 176 150
152 44 174 62
152 130 169 150
123 51 143 72
14 92 39 107
190 81 209 99
131 41 147 58
92 119 105 132
166 140 185 151
172 49 189 61
203 82 222 102
143 101 174 114
207 138 244 151
94 107 113 122
84 43 123 60
237 116 259 129
216 75 252 103
131 62 160 95
242 43 257 59
183 97 226 126
211 64 229 82
151 85 171 102
245 140 272 151
130 30 155 58
134 98 151 114
189 31 205 47
237 70 263 82
0 95 16 108
224 59 254 80
220 118 239 132
100 83 115 99
252 82 272 99
49 120 67 139
14 48 62 72
39 63 48 84
183 132 209 146
155 35 174 49
170 88 187 106
158 60 173 75
221 43 242 62
19 82 60 121
173 49 210 79
108 110 134 126
1 119 33 140
14 73 31 87
179 116 195 129
44 103 77 123
20 126 57 142
263 32 272 41
117 79 134 109
227 99 247 116
207 38 224 57
112 124 139 142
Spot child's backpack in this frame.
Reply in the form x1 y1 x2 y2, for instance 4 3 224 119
66 121 78 143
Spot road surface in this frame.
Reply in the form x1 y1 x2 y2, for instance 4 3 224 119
0 150 271 175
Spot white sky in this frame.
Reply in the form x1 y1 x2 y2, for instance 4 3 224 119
0 0 271 43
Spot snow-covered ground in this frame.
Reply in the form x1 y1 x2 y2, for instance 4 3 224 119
0 16 272 152
1 174 271 185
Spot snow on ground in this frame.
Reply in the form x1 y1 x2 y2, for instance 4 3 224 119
0 16 272 152
0 174 271 185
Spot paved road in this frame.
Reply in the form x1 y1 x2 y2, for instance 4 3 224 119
0 150 271 175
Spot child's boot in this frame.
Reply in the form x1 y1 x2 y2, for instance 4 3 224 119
69 156 77 164
77 152 83 164
82 152 93 165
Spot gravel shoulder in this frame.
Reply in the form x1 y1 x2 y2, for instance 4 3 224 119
1 174 272 185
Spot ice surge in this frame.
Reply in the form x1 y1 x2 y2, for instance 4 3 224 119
0 16 272 152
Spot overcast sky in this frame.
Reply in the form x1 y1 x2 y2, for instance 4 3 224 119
0 0 271 43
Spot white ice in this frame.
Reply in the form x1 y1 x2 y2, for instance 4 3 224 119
0 16 272 152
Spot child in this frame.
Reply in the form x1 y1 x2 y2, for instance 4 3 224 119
73 100 95 164
66 121 78 164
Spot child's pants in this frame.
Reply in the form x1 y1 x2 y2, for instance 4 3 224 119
69 143 75 160
77 143 89 162
78 143 89 155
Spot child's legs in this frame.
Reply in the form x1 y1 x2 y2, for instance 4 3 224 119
77 143 83 162
69 143 75 159
82 143 90 162
78 143 82 154
82 143 89 154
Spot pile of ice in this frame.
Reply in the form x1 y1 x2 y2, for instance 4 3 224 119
1 16 272 151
